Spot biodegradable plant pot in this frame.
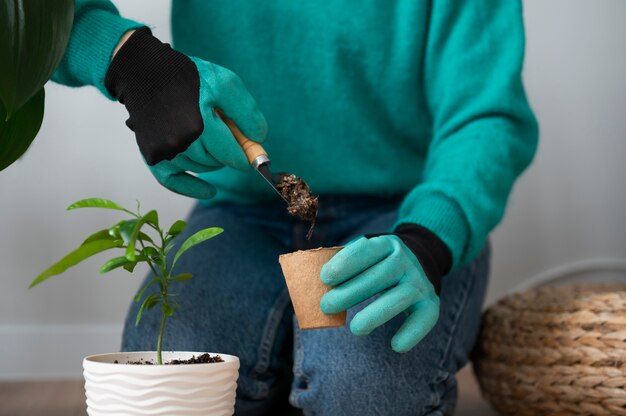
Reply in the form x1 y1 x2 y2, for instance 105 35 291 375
279 247 346 329
83 351 239 416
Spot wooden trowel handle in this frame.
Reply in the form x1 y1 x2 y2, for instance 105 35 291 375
216 109 268 165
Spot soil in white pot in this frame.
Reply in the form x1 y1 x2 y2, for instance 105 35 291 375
114 352 224 365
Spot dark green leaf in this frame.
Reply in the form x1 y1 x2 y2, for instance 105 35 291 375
0 0 74 117
138 232 153 244
82 229 116 246
140 246 160 264
143 210 158 228
67 198 131 213
167 220 187 237
172 227 223 267
30 239 122 288
135 293 160 326
120 255 147 273
162 304 174 317
0 88 44 171
171 273 193 282
141 246 159 257
99 256 131 274
123 261 138 273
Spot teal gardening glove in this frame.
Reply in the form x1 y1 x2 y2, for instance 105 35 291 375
105 27 267 199
320 224 452 353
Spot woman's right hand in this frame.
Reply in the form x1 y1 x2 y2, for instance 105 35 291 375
105 27 267 199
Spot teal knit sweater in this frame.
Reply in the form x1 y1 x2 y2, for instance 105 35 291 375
53 0 538 270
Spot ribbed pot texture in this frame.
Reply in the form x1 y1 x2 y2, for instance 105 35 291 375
83 352 239 416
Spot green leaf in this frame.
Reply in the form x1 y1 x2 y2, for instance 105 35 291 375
164 241 176 255
122 255 148 273
108 220 124 239
119 220 138 245
135 293 160 326
117 221 153 245
124 221 143 261
30 239 122 288
144 210 158 228
0 0 74 117
117 222 155 246
167 220 187 237
138 232 153 244
164 235 175 250
123 261 138 273
140 246 161 266
162 304 174 317
99 256 132 274
82 229 116 246
134 277 158 303
171 273 193 282
67 198 131 213
0 88 44 171
140 246 159 259
119 222 154 246
172 227 223 268
124 210 159 261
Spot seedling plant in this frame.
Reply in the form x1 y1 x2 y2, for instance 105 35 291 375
30 198 222 364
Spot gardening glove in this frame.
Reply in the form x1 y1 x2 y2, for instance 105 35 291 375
320 224 452 353
105 27 267 199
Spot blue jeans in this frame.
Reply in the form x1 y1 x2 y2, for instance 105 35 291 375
122 195 490 416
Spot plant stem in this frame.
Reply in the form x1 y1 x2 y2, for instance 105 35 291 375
156 226 169 365
157 312 167 365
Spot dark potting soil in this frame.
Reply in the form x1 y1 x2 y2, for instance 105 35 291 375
114 353 224 365
276 173 318 240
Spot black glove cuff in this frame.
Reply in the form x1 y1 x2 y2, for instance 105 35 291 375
105 27 191 111
366 223 452 296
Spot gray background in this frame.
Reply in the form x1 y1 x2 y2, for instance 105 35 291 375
1 0 625 378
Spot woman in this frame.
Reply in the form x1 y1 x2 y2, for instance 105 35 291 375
54 1 538 414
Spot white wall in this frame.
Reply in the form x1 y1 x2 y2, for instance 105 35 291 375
491 0 626 297
1 0 625 379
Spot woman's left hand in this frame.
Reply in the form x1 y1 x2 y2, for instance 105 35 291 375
320 235 440 353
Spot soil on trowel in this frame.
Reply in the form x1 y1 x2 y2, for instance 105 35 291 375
114 353 224 365
276 173 318 240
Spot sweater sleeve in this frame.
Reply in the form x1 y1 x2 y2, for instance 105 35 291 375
51 0 144 98
394 0 539 269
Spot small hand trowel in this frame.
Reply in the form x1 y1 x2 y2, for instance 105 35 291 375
216 110 288 203
216 109 318 239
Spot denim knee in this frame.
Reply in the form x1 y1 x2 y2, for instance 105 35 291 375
290 353 459 416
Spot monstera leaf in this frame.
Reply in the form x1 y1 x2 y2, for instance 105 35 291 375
0 0 74 170
0 89 44 170
0 0 74 117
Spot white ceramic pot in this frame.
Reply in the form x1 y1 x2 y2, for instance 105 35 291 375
83 351 239 416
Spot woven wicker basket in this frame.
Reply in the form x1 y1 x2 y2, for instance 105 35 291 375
474 282 626 415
